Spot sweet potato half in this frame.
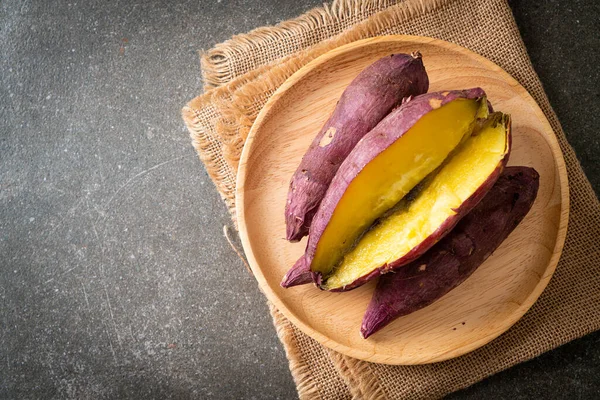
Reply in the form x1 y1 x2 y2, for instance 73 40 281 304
282 89 490 288
285 53 429 242
320 112 511 291
361 166 540 338
300 89 491 287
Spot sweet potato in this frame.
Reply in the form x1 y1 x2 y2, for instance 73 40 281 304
285 53 429 242
281 256 312 288
321 112 511 291
361 166 539 338
302 88 490 288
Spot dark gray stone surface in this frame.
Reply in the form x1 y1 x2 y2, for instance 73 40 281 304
0 0 598 399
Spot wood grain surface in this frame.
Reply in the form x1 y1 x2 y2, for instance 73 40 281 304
236 36 569 365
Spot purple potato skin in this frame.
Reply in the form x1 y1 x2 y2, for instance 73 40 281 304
309 89 493 289
285 53 429 242
361 166 540 339
281 256 312 288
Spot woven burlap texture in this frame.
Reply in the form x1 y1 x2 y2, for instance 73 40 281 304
200 0 402 90
182 0 600 398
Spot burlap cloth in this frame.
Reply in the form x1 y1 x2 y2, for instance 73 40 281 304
182 0 600 398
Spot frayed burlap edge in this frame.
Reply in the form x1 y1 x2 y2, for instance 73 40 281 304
270 304 354 399
201 0 402 90
182 66 274 214
269 303 323 399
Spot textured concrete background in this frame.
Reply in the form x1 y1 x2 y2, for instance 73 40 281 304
1 0 598 399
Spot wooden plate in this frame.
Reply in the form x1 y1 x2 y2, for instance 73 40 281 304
236 36 569 365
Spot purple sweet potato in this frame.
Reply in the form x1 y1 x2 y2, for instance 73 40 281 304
281 256 311 288
285 52 429 242
303 89 492 289
361 166 540 338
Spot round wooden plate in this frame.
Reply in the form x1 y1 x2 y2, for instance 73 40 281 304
236 36 569 365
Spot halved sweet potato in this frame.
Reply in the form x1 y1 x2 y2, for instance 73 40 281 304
321 112 511 291
361 166 539 338
285 53 429 242
304 89 490 286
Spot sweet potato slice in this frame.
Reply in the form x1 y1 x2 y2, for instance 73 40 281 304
304 89 490 286
321 112 511 291
361 166 540 338
285 53 429 242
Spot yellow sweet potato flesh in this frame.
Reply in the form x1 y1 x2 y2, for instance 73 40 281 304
324 116 509 290
311 99 487 276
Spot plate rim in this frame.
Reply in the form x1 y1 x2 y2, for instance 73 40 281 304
235 35 570 365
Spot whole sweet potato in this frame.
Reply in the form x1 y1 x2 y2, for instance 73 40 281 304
285 52 429 242
361 166 540 338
